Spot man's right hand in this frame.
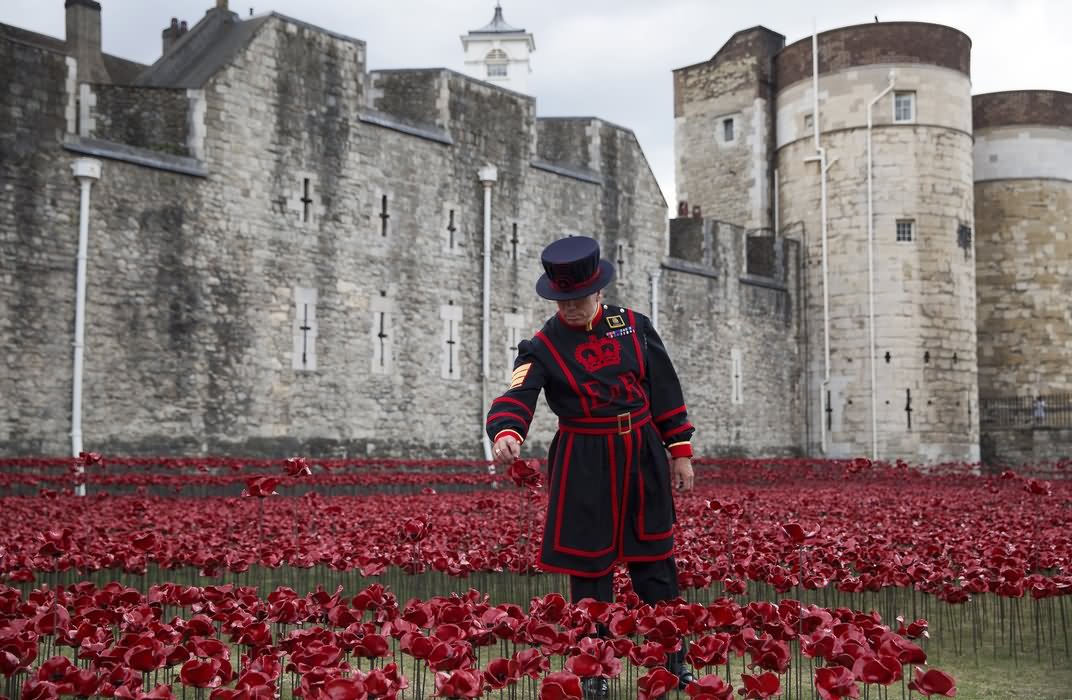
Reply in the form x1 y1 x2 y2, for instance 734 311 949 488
493 435 521 467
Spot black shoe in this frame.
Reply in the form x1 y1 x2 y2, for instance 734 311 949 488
668 662 695 690
581 676 609 698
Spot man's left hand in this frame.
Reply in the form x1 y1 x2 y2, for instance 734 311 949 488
672 457 694 491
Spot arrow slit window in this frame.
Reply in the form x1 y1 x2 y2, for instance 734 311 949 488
292 287 318 371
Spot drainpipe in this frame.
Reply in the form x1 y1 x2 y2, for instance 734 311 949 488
867 70 897 462
478 164 498 463
71 157 102 497
649 268 661 329
803 24 833 454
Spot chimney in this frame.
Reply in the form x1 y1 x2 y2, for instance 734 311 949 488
65 0 111 83
216 0 229 9
162 17 180 55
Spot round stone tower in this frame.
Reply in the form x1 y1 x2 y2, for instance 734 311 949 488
973 91 1072 400
773 23 979 461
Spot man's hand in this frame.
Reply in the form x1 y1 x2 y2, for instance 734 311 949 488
672 457 694 491
493 435 521 467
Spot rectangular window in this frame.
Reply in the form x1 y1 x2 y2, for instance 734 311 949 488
896 219 915 242
487 63 507 78
803 113 813 132
894 91 915 123
722 117 735 142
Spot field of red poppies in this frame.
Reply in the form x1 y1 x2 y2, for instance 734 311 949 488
0 455 1069 700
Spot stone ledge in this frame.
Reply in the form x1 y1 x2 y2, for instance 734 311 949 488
739 274 787 291
529 159 602 185
661 257 718 279
358 110 453 145
62 136 207 177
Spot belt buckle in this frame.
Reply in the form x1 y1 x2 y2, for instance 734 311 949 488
616 411 631 435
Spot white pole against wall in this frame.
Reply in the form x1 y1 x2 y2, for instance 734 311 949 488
867 70 897 462
71 157 102 497
478 164 498 465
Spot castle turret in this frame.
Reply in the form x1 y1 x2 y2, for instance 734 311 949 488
460 3 535 94
973 90 1072 461
772 23 978 461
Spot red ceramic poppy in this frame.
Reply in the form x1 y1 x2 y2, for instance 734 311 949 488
739 672 780 700
434 669 483 698
539 671 582 700
637 667 678 700
908 667 957 697
283 457 312 477
685 673 734 700
815 665 860 700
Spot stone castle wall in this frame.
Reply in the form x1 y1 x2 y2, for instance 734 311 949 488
775 56 979 462
0 15 685 459
661 218 803 455
88 84 191 155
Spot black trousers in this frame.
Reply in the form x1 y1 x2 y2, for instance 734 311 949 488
569 556 679 606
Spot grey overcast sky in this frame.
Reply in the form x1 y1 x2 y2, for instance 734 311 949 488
3 0 1070 204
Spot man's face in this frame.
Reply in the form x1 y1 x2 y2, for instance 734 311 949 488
556 292 601 326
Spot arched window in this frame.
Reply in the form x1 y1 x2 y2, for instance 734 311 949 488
485 49 508 78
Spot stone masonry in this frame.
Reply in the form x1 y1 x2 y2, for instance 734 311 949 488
1 3 801 460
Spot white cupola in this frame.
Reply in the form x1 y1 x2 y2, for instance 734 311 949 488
460 3 535 94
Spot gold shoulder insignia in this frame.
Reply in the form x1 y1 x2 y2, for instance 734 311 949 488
510 363 532 389
606 315 626 329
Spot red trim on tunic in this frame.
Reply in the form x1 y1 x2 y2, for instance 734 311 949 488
662 422 694 440
627 310 645 380
487 411 531 426
552 433 616 558
634 426 668 540
536 330 591 417
535 557 619 579
494 429 524 445
621 552 675 563
492 396 534 419
559 415 652 436
561 402 650 424
654 405 686 424
617 430 633 559
668 443 693 459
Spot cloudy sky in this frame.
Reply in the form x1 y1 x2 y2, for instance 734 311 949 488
3 0 1069 202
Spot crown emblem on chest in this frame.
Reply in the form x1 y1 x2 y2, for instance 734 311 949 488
575 334 621 372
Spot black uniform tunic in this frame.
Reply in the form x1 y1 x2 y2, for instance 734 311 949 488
486 304 695 577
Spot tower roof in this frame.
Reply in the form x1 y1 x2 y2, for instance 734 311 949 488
470 3 524 34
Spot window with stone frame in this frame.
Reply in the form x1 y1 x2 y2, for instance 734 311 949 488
722 117 736 143
894 91 915 123
896 219 915 243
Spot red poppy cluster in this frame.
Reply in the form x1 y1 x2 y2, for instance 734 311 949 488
1 454 1067 698
1 459 1067 606
0 581 959 699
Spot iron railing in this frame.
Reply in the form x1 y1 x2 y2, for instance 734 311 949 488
980 393 1072 428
